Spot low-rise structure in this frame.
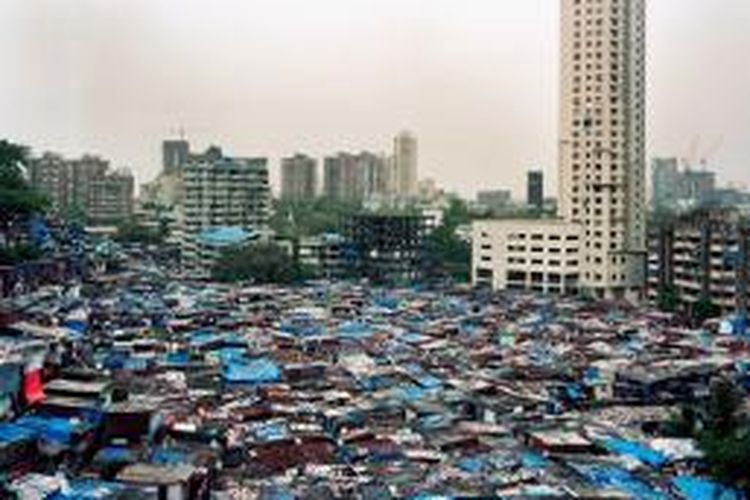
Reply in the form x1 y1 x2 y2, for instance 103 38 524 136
473 219 582 294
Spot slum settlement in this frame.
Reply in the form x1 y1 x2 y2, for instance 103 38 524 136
0 275 747 499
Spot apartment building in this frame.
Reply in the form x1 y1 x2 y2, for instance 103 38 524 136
180 146 270 276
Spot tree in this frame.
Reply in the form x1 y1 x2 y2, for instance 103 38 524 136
213 242 309 284
269 198 362 239
693 296 722 324
0 139 49 248
657 284 680 313
115 220 167 246
423 198 473 282
698 378 750 493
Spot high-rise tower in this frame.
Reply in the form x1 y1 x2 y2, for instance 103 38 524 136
558 0 646 298
473 0 647 301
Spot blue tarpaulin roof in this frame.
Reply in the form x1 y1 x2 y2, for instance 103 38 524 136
602 437 669 468
574 464 667 500
672 476 743 500
47 479 127 499
222 357 281 384
0 423 37 444
14 416 86 446
196 226 255 248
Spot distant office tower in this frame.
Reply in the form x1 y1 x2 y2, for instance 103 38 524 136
162 139 190 174
477 189 512 213
87 169 135 223
324 153 363 202
651 157 717 210
527 170 544 209
558 0 646 297
680 168 716 205
651 157 680 208
473 0 647 300
360 152 389 198
28 153 134 223
28 153 72 214
393 131 418 197
281 154 318 202
181 146 270 275
324 152 387 202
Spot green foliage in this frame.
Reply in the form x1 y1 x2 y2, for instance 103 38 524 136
213 242 310 284
0 243 43 265
423 198 472 282
0 140 49 232
668 377 750 494
269 198 362 239
657 284 680 313
115 220 167 245
693 296 722 323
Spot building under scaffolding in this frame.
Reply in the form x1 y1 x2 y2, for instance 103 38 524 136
341 213 428 284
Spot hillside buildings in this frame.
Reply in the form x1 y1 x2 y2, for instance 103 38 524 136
473 0 647 301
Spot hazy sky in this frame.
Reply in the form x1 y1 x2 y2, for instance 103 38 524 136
1 0 750 198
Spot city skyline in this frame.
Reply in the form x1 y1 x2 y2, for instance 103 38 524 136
2 0 750 199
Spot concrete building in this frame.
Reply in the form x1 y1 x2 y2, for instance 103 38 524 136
162 140 190 175
647 208 749 316
28 153 134 223
28 153 72 214
473 219 583 294
651 157 717 211
281 154 318 202
298 233 346 279
527 170 544 210
180 146 270 276
342 213 429 284
477 190 513 214
323 152 388 202
472 0 647 300
87 169 135 223
393 131 418 198
651 157 680 209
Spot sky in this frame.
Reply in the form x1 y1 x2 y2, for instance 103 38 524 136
1 0 750 199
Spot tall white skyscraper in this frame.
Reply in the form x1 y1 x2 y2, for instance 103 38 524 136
393 131 418 197
473 0 646 301
558 0 646 298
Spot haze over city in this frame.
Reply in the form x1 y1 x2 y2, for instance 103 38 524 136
2 0 750 197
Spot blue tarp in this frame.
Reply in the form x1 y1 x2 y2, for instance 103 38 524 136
151 447 189 466
254 422 289 442
521 451 549 469
14 416 83 446
672 476 743 500
164 351 190 367
48 479 127 499
575 464 667 500
337 321 375 340
222 357 281 384
95 446 137 464
602 437 669 468
196 226 254 248
0 423 37 444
